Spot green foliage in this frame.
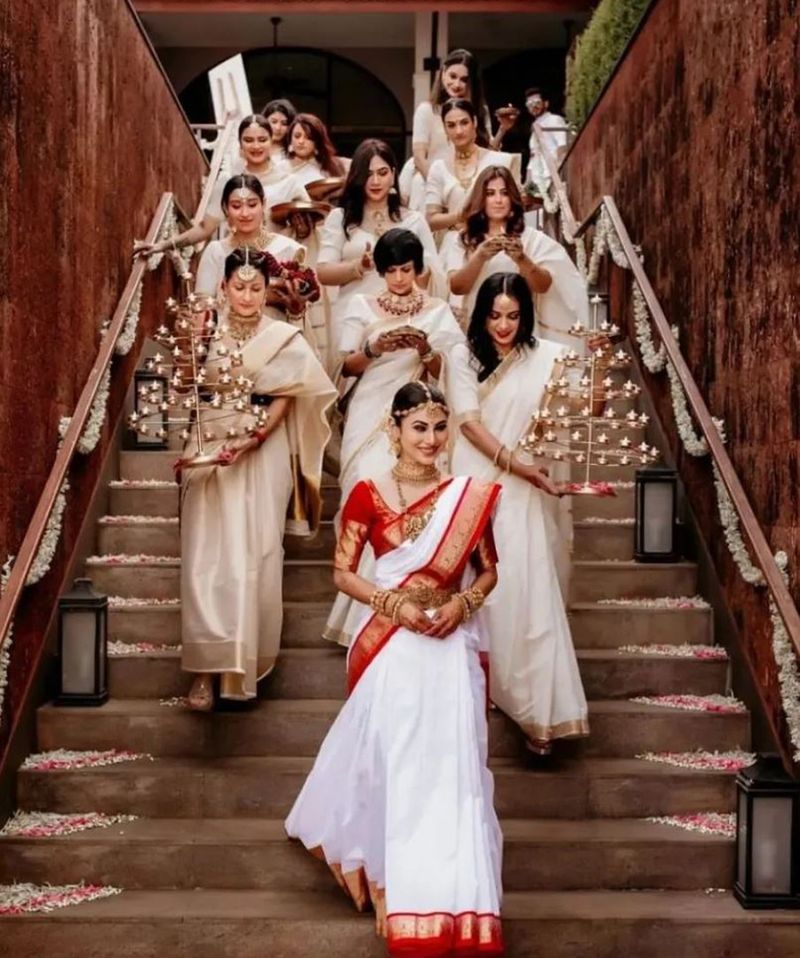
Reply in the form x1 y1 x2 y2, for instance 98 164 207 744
566 0 652 127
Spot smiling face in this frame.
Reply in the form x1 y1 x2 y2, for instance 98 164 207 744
444 107 477 150
442 63 470 99
384 260 417 296
290 123 316 161
526 93 546 118
266 110 289 145
394 406 449 466
484 176 512 223
364 153 394 204
240 124 271 166
486 292 521 355
224 270 267 317
224 190 264 236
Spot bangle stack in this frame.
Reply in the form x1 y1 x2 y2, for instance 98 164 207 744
364 339 377 360
456 586 486 621
370 588 405 623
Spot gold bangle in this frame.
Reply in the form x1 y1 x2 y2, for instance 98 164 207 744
492 445 507 467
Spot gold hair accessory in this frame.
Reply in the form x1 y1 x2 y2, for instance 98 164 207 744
232 186 259 202
236 246 258 283
393 382 449 420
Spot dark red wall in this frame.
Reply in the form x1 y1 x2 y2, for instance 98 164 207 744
0 0 205 755
564 0 800 753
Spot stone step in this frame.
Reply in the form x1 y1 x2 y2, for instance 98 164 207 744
573 521 634 560
108 482 338 522
36 698 750 760
569 561 697 603
98 520 338 561
120 450 180 483
572 488 634 520
1 888 796 957
568 602 713 648
107 646 727 701
87 560 181 601
17 756 738 821
108 600 715 652
0 817 733 893
98 519 180 557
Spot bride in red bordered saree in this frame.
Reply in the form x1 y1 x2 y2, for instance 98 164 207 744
285 381 504 957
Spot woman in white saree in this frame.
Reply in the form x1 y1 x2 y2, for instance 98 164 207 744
450 273 588 755
180 249 337 711
322 229 466 647
441 165 589 342
286 382 504 957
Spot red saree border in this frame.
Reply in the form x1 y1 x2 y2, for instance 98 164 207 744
347 479 500 694
387 910 504 957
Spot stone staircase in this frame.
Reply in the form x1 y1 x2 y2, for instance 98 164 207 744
2 449 798 955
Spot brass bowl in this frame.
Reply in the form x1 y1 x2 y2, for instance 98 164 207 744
306 177 345 201
270 200 332 226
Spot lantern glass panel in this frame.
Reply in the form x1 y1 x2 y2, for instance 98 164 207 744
98 611 107 689
642 481 674 553
737 790 748 889
752 796 794 894
61 611 99 695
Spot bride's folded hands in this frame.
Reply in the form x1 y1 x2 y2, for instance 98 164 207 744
395 598 434 634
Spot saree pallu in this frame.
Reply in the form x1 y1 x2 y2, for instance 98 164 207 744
286 477 504 957
323 295 466 648
181 320 336 699
450 342 589 745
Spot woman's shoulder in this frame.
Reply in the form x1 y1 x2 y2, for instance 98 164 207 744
323 205 345 228
414 100 435 119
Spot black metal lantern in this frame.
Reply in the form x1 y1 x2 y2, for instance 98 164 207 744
735 754 800 909
634 467 679 562
56 578 108 706
132 367 169 448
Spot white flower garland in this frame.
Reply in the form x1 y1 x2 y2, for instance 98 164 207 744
25 479 70 586
114 280 143 357
0 559 14 730
632 281 667 373
58 366 111 457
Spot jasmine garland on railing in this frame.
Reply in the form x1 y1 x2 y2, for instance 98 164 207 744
0 559 14 730
58 365 111 456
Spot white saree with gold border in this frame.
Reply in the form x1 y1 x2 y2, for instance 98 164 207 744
450 341 589 744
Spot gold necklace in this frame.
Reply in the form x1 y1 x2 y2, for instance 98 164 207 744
455 145 478 161
365 207 389 236
225 310 263 345
233 224 272 250
454 145 479 189
377 288 426 317
392 461 441 484
393 464 442 541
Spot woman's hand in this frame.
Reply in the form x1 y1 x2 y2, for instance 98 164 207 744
133 239 166 260
504 236 527 265
425 598 465 639
360 243 374 273
269 277 307 316
477 235 505 262
396 599 433 634
215 439 257 467
518 462 562 496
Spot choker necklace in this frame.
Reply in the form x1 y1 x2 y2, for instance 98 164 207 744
232 224 272 251
377 288 426 317
392 461 440 484
225 310 263 344
455 146 478 161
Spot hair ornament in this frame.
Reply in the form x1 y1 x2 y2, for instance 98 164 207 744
235 246 258 283
395 381 449 420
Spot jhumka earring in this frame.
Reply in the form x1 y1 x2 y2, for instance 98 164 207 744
383 415 401 457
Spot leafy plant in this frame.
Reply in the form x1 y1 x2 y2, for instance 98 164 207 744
566 0 652 127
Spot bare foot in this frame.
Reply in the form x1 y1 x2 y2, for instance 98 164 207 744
187 674 214 712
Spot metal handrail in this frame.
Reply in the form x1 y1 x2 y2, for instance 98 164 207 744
531 124 800 664
0 117 236 669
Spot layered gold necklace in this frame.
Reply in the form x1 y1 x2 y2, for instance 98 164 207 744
231 224 273 250
454 145 479 189
392 461 442 541
377 288 426 317
225 310 263 345
364 207 389 236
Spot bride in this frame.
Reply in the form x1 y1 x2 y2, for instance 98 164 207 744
286 381 504 957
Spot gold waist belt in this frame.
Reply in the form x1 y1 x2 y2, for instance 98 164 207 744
398 585 456 609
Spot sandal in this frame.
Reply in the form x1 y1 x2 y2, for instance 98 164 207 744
187 674 214 712
525 737 553 757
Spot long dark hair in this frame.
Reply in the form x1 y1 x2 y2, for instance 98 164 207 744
390 381 449 425
441 98 489 148
220 174 265 210
430 49 488 121
288 113 346 177
339 139 402 237
460 166 525 250
261 98 297 146
468 273 536 381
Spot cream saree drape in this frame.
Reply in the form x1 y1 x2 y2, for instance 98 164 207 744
449 342 589 744
181 319 336 699
323 294 466 646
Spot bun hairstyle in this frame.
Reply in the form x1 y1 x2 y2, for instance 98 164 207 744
339 138 402 237
288 113 346 177
390 381 449 425
220 174 265 210
237 114 271 140
460 166 525 250
223 248 271 283
468 272 536 381
441 98 489 147
373 228 425 275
